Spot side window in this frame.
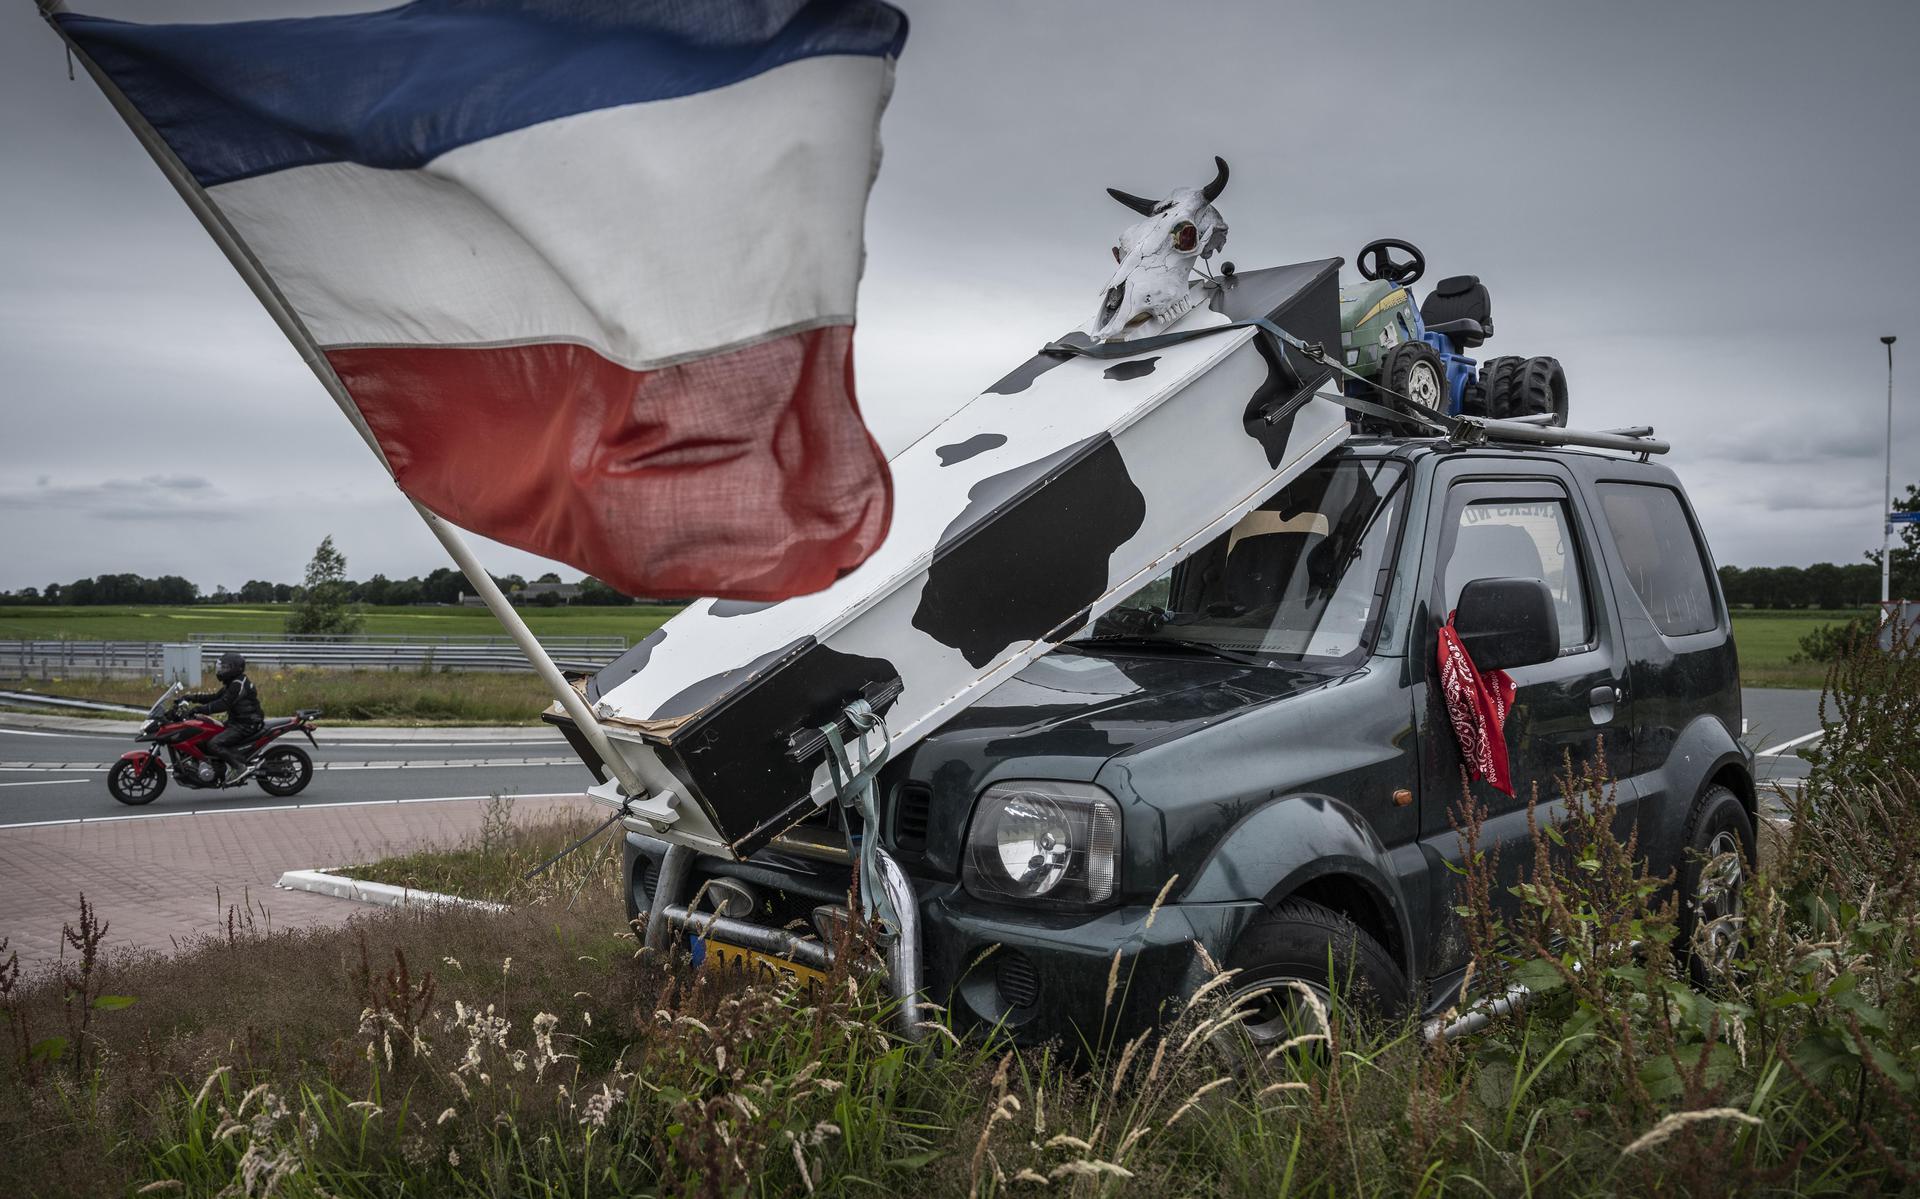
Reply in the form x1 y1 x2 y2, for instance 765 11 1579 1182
1443 498 1592 650
1598 483 1719 637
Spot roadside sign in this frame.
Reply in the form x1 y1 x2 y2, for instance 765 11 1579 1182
1889 511 1920 524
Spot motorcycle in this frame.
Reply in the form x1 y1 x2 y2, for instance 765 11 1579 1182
107 682 322 806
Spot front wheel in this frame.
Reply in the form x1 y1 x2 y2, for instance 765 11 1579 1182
257 746 313 797
108 758 167 806
1215 899 1408 1059
1378 342 1448 434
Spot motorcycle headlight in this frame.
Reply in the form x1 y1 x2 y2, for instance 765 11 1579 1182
962 781 1120 906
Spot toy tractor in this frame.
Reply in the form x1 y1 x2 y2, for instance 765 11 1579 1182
1337 237 1567 427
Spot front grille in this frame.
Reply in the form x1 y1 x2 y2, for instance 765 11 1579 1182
893 783 932 854
634 856 655 904
997 951 1042 1010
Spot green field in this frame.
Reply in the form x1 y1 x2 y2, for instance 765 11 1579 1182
1729 608 1866 689
0 603 677 644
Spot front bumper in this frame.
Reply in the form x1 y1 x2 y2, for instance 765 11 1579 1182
623 830 1262 1045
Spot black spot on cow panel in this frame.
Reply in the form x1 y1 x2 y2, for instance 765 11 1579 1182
986 340 1078 395
587 625 667 702
649 638 805 723
935 433 1007 466
914 435 1147 668
709 599 775 618
663 640 903 856
1103 357 1159 381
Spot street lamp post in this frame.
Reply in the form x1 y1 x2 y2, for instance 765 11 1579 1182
1883 334 1897 608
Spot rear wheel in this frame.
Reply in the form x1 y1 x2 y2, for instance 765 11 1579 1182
108 759 167 806
1485 355 1569 425
1378 342 1447 433
1214 899 1408 1058
1677 785 1755 988
257 746 313 797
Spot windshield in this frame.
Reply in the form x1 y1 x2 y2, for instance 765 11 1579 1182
1067 458 1408 667
148 681 183 719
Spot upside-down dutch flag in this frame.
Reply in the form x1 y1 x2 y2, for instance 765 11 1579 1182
49 0 906 601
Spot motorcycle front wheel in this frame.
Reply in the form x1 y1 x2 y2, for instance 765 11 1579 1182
108 759 167 806
257 746 313 797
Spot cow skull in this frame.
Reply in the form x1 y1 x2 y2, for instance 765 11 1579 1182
1084 157 1230 342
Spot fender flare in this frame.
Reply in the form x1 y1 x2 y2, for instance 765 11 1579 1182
1642 712 1754 851
117 748 161 772
1182 793 1415 975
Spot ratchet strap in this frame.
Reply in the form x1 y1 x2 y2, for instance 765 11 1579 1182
1040 314 1461 436
817 697 902 937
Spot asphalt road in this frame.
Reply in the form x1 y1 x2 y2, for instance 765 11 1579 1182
0 688 1825 829
0 721 595 826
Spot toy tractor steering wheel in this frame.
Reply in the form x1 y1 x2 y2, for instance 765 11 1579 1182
1356 238 1426 286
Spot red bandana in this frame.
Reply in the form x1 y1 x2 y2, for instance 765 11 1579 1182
1436 611 1518 797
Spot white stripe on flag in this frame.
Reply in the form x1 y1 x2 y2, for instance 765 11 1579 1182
208 54 890 369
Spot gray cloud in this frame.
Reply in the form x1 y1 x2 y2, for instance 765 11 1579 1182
2 0 1917 588
0 474 239 523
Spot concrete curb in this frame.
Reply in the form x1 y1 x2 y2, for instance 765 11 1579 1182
276 867 511 914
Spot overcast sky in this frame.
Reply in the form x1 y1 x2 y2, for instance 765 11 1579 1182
2 0 1916 594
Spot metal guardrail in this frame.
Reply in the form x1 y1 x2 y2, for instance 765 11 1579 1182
183 631 626 649
1 637 626 678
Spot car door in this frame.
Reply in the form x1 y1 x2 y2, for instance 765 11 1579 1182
1416 462 1634 965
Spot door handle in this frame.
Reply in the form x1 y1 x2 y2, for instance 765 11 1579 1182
1589 685 1617 707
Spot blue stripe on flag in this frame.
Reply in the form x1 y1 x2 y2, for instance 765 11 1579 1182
59 0 907 188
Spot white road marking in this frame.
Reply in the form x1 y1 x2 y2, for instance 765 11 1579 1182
0 729 69 738
0 778 89 788
1757 730 1822 758
0 791 584 829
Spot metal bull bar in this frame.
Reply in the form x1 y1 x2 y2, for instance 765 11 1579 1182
641 698 924 1041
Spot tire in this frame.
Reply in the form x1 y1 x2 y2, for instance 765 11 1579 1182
1478 356 1525 419
1216 899 1408 1055
108 758 167 806
1378 342 1447 434
1675 784 1755 989
1485 355 1569 426
257 746 313 797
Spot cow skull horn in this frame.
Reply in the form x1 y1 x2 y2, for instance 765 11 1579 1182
1201 156 1229 203
1105 186 1158 216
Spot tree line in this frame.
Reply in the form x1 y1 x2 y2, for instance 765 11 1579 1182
0 568 652 608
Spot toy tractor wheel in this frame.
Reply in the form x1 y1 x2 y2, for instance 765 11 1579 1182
1486 355 1569 426
1377 343 1446 434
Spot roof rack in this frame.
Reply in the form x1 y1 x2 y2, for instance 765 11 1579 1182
1445 414 1669 460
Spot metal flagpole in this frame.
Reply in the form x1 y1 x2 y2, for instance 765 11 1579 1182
43 8 648 799
1882 335 1897 611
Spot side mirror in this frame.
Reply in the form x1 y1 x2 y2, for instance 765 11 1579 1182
1452 577 1557 672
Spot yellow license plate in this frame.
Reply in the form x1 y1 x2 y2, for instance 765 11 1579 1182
700 938 828 990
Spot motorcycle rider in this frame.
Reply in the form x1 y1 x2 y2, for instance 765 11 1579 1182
182 652 264 781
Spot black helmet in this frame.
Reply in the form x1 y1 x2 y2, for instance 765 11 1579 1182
216 652 247 682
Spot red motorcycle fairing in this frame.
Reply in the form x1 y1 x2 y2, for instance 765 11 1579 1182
118 748 161 770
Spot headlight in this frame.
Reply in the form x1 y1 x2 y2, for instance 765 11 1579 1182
963 781 1120 905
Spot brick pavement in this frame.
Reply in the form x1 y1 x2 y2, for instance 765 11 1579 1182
0 795 591 971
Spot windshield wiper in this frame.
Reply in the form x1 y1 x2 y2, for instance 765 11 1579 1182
1065 634 1267 666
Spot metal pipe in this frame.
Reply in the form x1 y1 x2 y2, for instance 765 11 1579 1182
644 844 696 953
1463 417 1670 456
872 845 925 1039
1422 982 1532 1042
661 905 832 971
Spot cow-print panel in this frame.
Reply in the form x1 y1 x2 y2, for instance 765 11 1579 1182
913 434 1147 667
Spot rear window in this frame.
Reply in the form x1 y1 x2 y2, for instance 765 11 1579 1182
1598 483 1719 636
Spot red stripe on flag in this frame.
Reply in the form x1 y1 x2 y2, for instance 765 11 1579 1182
326 326 891 601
